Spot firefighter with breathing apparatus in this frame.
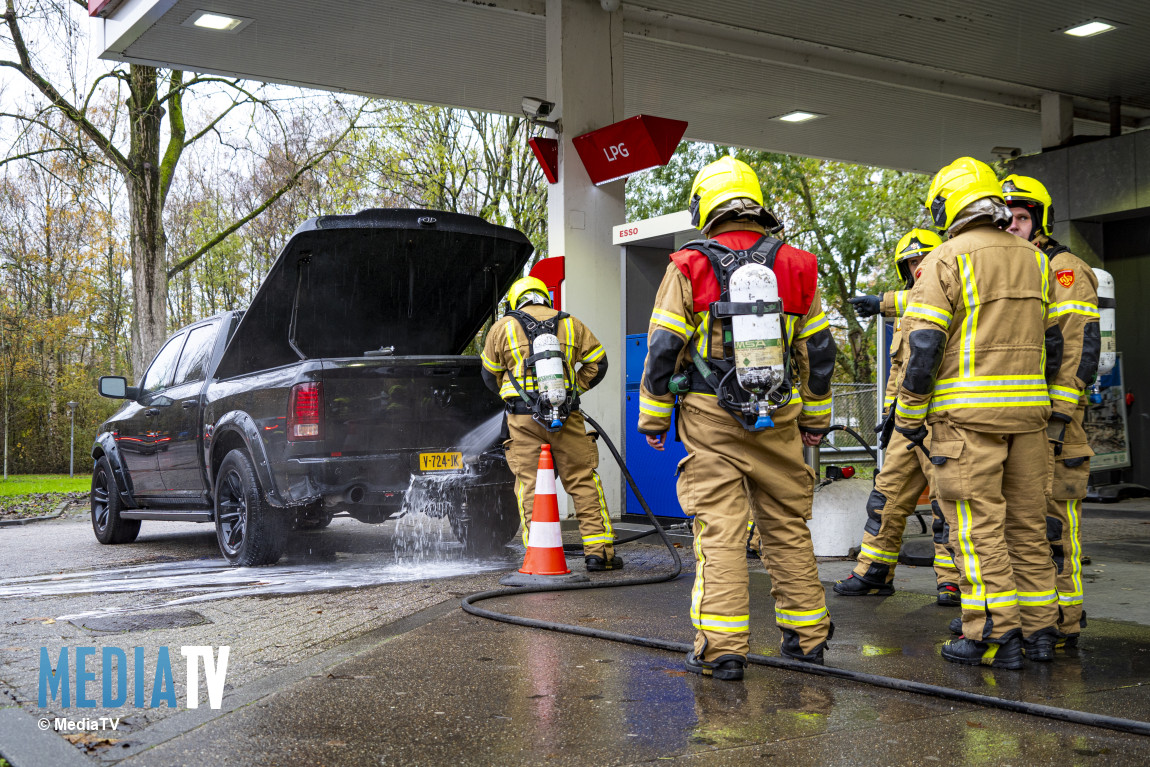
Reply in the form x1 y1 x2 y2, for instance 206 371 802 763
898 157 1076 669
838 229 964 605
480 277 620 571
639 156 838 679
1000 174 1108 650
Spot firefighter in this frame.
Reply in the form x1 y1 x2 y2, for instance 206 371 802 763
837 229 964 605
639 156 837 679
480 277 620 571
896 157 1074 669
1002 174 1100 652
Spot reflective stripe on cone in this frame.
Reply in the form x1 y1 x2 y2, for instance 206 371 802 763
518 444 572 576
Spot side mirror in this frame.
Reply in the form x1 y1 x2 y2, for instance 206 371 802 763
99 376 138 400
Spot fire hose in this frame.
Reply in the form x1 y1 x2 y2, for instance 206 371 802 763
461 413 1150 738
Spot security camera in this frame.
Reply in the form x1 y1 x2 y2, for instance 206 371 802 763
522 97 554 120
991 146 1022 160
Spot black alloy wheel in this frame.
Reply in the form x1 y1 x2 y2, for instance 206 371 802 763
90 455 141 544
215 467 248 559
213 449 284 566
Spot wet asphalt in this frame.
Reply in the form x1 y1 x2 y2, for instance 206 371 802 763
3 503 1150 765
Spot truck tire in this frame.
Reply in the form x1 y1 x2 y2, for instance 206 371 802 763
214 449 285 566
91 455 141 544
449 483 520 556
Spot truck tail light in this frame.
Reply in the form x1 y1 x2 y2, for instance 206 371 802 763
287 382 323 441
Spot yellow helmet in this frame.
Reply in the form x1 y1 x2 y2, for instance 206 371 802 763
894 228 942 287
925 157 1003 231
508 276 551 309
1001 174 1053 239
689 156 764 229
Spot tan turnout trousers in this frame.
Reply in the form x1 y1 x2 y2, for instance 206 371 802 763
931 422 1056 640
504 412 614 560
1047 403 1091 635
678 395 830 659
853 427 962 586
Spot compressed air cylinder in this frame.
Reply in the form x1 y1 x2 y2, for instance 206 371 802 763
728 263 785 392
532 334 567 406
1093 268 1116 378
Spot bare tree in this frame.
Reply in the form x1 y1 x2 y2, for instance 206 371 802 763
1 0 368 377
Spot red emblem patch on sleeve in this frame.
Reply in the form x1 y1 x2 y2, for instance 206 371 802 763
1056 269 1075 288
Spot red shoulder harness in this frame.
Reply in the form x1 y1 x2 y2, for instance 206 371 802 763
669 231 818 316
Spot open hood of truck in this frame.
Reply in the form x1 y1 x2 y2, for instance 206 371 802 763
216 209 534 378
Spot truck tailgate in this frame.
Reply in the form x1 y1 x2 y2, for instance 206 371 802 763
320 357 503 456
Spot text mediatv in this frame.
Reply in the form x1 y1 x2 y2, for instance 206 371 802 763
39 646 229 709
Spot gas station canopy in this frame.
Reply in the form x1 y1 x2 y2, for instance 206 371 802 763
96 0 1150 173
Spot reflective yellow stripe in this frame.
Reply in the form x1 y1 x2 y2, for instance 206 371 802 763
797 312 829 339
962 590 1018 610
802 396 832 416
1017 590 1057 605
905 302 952 328
1062 499 1084 607
929 394 1050 413
884 394 895 409
480 352 504 374
784 314 797 344
957 253 980 378
934 554 956 568
563 318 576 365
581 345 605 363
860 544 899 564
894 290 908 317
639 396 674 418
592 471 612 538
516 480 528 547
1048 301 1099 319
582 534 614 545
505 321 524 368
1049 384 1081 404
934 375 1046 393
1036 250 1050 304
651 308 694 337
690 519 706 629
692 613 750 633
956 500 986 606
895 398 928 419
775 606 828 626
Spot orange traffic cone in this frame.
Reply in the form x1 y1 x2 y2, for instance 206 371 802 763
500 444 589 586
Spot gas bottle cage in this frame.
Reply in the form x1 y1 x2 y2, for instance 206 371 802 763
503 309 579 431
673 237 794 430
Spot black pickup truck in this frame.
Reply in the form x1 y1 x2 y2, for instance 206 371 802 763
92 209 532 566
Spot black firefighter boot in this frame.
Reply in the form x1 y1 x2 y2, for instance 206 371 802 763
1022 627 1061 662
941 628 1023 670
585 554 624 571
833 564 894 597
685 650 747 681
780 626 832 665
936 583 961 607
949 616 963 635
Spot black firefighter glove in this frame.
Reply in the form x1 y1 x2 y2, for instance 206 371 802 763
1047 415 1070 457
895 422 930 458
875 408 896 451
848 294 882 318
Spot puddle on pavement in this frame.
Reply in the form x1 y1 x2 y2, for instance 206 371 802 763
0 471 518 621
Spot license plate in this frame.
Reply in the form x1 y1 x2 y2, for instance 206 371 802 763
419 452 463 472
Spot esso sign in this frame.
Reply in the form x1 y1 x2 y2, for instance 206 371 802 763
573 115 688 185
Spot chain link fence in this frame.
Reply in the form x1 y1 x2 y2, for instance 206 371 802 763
823 383 879 458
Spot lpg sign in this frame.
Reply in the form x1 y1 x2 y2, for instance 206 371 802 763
572 115 688 186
